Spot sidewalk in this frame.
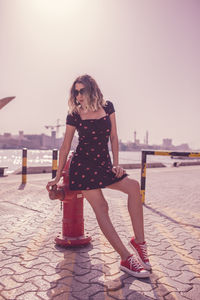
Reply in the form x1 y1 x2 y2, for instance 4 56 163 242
0 166 200 300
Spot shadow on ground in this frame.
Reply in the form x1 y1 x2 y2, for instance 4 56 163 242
46 243 158 299
18 183 26 190
144 204 200 229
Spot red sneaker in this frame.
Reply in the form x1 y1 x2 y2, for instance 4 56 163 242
129 238 151 271
120 254 150 278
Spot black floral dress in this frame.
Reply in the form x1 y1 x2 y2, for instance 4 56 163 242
66 101 128 190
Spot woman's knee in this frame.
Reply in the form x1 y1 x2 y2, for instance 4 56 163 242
125 178 140 195
132 179 140 191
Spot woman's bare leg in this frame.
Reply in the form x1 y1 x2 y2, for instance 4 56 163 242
108 177 145 244
82 189 131 261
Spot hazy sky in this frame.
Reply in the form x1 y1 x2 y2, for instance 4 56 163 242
0 0 200 149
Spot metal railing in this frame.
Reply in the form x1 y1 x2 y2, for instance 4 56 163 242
140 150 200 203
21 148 58 184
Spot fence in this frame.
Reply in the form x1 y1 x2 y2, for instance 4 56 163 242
21 148 58 184
140 150 200 203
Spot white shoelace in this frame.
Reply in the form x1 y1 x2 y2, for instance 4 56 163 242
128 255 143 271
139 243 148 261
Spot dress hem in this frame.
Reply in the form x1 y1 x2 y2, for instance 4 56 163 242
69 173 128 191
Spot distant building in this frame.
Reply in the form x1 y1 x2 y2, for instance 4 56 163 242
0 130 80 150
0 132 29 149
0 129 191 152
145 131 149 145
174 143 190 151
119 140 127 151
133 131 140 146
162 138 173 149
134 131 137 143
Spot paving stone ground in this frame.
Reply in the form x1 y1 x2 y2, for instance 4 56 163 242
0 166 200 300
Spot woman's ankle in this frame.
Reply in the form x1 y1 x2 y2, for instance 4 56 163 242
134 236 145 244
121 252 131 261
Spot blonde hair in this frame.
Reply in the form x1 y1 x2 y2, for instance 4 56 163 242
68 74 106 114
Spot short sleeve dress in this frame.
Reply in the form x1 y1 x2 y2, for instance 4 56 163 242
66 100 128 190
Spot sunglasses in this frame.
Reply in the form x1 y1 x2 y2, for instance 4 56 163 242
74 88 86 97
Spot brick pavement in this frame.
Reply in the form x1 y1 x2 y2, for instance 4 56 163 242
0 166 200 300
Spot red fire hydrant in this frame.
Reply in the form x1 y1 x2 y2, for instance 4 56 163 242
48 156 91 247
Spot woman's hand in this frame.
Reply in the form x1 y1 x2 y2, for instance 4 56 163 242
112 165 125 178
46 176 61 192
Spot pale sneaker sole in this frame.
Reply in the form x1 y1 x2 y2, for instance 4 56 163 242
120 265 150 278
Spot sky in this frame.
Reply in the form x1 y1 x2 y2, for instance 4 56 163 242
0 0 200 149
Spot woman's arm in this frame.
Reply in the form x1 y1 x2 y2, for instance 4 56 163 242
109 112 119 166
109 113 124 178
46 124 75 190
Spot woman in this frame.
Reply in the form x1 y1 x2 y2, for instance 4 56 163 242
46 74 151 278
